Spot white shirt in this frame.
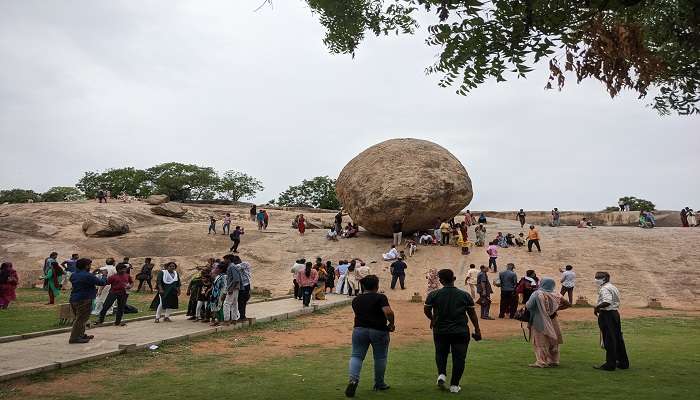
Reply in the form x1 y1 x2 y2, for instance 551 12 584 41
465 268 479 286
561 270 576 288
597 282 621 311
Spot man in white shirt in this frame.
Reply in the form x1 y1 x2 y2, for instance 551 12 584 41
291 259 306 300
559 265 576 304
593 272 629 371
463 264 479 298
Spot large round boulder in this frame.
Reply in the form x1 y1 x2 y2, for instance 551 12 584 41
151 202 188 218
82 217 130 237
145 194 169 205
336 138 473 236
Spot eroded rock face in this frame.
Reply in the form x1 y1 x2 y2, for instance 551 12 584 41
151 203 188 218
82 217 130 237
145 194 169 205
336 138 473 236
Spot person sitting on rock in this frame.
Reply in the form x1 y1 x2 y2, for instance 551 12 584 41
515 232 526 247
505 233 515 247
383 245 399 261
419 232 434 245
496 232 508 248
344 223 358 238
327 227 339 241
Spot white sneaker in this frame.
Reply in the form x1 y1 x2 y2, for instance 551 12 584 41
436 374 447 389
449 385 461 393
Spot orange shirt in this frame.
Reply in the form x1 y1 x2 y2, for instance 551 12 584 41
527 229 540 240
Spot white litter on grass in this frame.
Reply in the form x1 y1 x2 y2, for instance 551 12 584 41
148 345 159 351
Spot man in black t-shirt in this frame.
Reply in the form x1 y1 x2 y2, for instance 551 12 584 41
392 219 403 246
424 269 482 394
389 258 407 290
345 275 395 398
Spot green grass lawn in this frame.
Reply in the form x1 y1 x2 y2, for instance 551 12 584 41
2 317 697 400
0 288 171 336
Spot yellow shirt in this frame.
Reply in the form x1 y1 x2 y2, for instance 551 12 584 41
527 229 540 240
440 222 451 233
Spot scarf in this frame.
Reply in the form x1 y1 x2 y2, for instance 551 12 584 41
162 270 178 285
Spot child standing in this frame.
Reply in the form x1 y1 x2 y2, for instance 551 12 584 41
208 216 216 234
486 241 498 272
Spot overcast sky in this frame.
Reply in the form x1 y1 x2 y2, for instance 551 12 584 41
1 1 698 211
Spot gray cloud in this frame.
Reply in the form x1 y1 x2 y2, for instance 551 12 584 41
1 1 698 211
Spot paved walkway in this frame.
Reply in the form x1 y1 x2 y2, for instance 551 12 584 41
0 295 351 382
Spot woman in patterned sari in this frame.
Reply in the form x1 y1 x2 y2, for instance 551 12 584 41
525 278 570 368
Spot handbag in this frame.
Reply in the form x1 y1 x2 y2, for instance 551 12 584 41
513 307 531 342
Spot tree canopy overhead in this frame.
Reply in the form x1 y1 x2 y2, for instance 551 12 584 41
274 176 341 209
306 0 700 115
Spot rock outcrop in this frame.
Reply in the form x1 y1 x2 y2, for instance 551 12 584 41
336 138 473 236
151 202 188 218
82 217 130 237
145 194 169 205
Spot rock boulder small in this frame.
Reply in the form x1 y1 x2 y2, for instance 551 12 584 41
82 217 130 237
151 203 188 218
145 194 169 205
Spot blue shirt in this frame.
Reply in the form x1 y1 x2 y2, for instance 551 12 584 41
63 259 77 273
498 269 518 291
69 270 107 303
337 263 349 275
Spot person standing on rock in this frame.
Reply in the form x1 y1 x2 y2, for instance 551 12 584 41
517 209 527 229
389 257 407 290
474 224 486 247
433 218 443 244
559 265 576 304
250 204 257 221
68 258 106 343
686 208 697 227
594 271 629 371
424 269 482 394
298 214 306 236
527 225 542 252
335 211 344 235
680 208 689 227
151 262 181 323
392 219 403 246
229 226 244 253
551 208 561 227
477 265 494 320
486 241 498 272
256 209 265 230
263 210 270 229
440 220 451 246
345 275 394 397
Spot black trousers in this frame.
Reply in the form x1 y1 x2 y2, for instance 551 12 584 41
441 233 450 245
434 333 470 386
488 257 497 272
597 310 629 370
560 286 574 304
238 285 251 318
528 239 541 252
499 290 517 318
230 239 240 252
390 274 405 290
293 279 300 299
137 279 152 292
301 286 313 306
98 292 128 324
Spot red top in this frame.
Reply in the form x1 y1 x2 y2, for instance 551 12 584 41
107 273 133 294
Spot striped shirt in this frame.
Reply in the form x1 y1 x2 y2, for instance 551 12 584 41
597 282 621 311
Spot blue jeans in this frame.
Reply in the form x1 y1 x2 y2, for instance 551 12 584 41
349 327 390 385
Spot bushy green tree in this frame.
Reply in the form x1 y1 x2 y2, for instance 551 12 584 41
307 0 699 115
276 176 340 209
618 196 656 212
41 187 84 202
218 171 264 201
0 189 41 203
146 162 220 201
76 168 152 198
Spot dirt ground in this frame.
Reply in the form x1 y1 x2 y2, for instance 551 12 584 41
1 201 699 310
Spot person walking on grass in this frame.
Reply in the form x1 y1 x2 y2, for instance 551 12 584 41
559 265 576 304
477 265 494 320
345 275 395 398
594 271 630 371
526 277 570 368
97 263 133 326
498 263 518 319
68 258 106 343
424 269 482 394
464 264 479 298
151 262 180 323
45 261 64 305
136 258 154 292
486 241 498 272
527 225 542 252
389 257 407 290
0 262 19 309
61 253 79 287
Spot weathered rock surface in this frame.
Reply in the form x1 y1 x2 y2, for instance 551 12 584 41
336 138 473 236
145 194 169 205
82 217 130 237
151 202 188 218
